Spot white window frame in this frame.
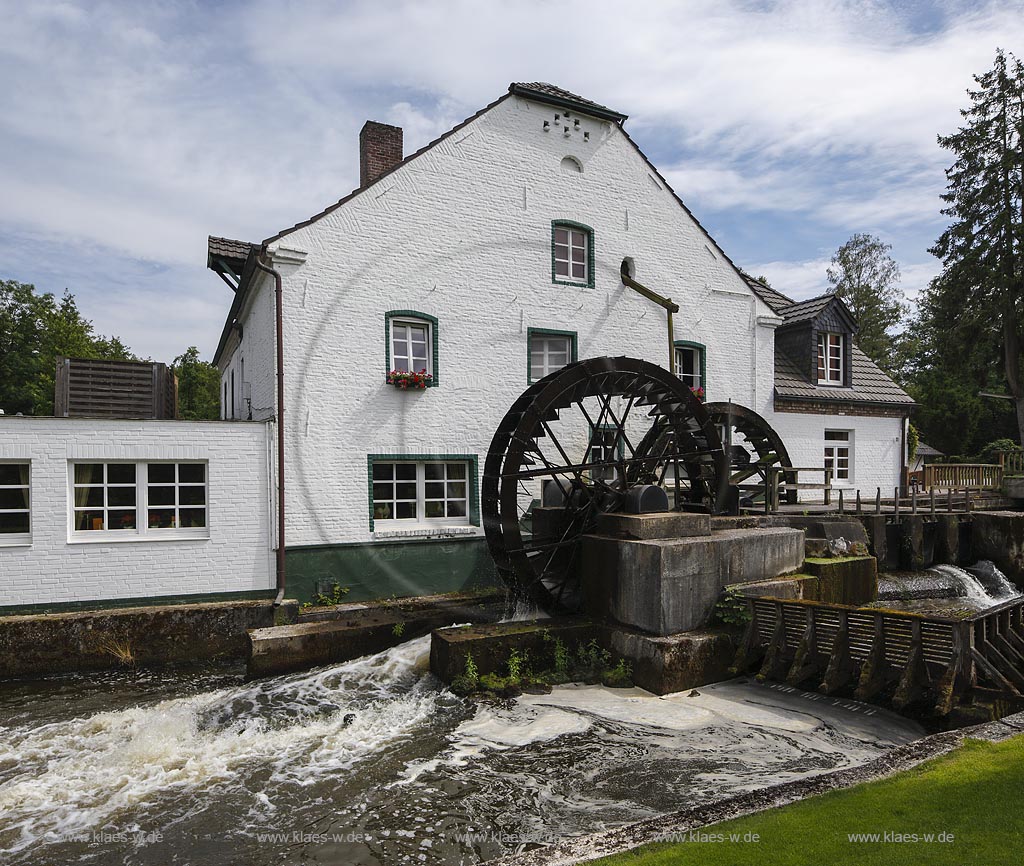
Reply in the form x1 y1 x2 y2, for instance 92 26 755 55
674 345 704 392
553 225 589 284
371 460 471 527
0 460 31 546
68 461 210 543
824 430 853 485
529 333 573 382
389 318 433 376
817 332 844 385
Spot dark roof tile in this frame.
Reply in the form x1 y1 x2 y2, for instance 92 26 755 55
743 275 793 313
509 82 627 122
777 294 835 324
775 344 915 406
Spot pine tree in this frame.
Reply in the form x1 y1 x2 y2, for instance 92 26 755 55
931 49 1024 446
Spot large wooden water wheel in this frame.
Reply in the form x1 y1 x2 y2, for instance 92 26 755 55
705 401 797 507
482 356 729 613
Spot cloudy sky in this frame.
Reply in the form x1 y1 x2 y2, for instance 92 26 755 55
2 0 1021 362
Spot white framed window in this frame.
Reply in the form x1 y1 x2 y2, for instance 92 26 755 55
371 460 470 525
70 461 208 540
390 319 432 375
146 463 208 530
824 430 852 483
817 332 844 385
674 344 705 396
552 224 590 285
0 462 31 545
529 330 576 382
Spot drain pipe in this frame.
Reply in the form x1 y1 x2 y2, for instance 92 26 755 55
620 268 680 374
255 253 286 607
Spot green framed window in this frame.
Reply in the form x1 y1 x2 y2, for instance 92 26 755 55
527 328 578 383
384 310 439 386
551 220 595 288
674 340 706 399
367 454 480 531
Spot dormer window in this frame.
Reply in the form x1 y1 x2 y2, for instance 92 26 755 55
817 332 844 385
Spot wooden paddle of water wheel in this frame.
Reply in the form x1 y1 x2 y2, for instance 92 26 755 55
706 402 797 509
482 356 729 614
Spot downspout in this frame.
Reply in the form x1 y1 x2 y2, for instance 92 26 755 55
255 253 287 606
620 269 679 374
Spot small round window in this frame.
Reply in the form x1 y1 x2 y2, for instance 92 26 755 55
560 156 583 174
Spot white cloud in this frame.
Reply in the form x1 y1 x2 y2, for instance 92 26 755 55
0 0 1019 357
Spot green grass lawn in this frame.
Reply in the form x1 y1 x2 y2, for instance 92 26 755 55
595 735 1024 865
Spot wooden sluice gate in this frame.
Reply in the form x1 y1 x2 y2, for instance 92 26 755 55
732 595 1024 717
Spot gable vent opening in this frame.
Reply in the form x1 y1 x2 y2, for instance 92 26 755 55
561 156 583 174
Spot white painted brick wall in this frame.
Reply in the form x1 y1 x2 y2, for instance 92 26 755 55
771 411 904 501
0 417 274 606
223 94 903 546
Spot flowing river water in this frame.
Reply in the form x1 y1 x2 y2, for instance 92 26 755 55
0 635 924 866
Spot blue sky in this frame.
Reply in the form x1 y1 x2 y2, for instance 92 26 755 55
1 0 1022 362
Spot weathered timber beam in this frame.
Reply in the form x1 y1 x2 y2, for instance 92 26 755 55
820 613 856 695
855 617 890 702
758 606 790 681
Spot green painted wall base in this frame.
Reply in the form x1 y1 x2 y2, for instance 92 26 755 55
285 537 500 603
0 589 278 618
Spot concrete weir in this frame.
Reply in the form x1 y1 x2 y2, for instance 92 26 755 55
248 590 505 678
581 513 805 635
430 512 808 695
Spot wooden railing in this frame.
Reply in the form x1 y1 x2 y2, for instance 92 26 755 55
764 466 832 512
1000 451 1024 476
924 463 1002 490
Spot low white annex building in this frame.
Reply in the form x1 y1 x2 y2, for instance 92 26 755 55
208 82 915 603
0 416 274 610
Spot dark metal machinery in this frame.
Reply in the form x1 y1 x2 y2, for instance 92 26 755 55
482 356 729 613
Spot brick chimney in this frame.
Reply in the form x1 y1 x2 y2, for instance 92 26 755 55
359 120 403 187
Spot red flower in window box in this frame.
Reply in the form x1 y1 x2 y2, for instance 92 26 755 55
387 369 433 390
690 386 705 402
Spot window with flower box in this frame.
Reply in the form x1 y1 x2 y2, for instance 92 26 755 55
70 461 208 539
385 310 439 387
674 341 706 399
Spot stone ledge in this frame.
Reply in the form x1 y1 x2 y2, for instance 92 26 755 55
594 511 711 540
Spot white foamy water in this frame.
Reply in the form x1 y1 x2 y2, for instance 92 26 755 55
0 636 438 855
0 635 925 866
929 562 1021 608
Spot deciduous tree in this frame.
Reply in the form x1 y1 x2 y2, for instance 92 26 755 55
827 233 907 374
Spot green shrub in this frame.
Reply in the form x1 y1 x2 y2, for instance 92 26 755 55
976 437 1022 464
713 587 751 626
310 582 350 607
602 658 633 688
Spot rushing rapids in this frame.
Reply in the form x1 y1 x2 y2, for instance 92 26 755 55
876 559 1021 615
0 635 923 865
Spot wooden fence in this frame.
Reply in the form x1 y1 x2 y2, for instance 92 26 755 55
923 463 1002 490
1000 451 1024 476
